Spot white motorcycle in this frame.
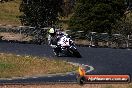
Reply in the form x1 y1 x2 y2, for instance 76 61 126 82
53 35 82 58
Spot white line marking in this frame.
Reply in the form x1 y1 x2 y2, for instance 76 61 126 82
86 66 94 73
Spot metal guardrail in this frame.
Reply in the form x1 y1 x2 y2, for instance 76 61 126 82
66 30 132 48
0 24 132 48
0 24 49 44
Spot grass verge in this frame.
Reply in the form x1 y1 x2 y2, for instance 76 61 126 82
0 53 77 78
0 0 21 26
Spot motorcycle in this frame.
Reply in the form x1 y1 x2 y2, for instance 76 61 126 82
52 36 82 58
60 45 82 58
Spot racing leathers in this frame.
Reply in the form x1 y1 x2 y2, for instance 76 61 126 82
48 32 73 56
48 34 61 56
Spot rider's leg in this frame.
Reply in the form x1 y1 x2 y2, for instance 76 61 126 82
53 47 60 56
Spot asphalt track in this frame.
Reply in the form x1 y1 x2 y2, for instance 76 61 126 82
0 42 132 84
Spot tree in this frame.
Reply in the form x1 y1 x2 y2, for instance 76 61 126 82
19 0 63 27
68 0 126 34
60 0 75 17
113 12 132 35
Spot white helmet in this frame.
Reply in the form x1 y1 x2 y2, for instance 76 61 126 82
49 28 55 34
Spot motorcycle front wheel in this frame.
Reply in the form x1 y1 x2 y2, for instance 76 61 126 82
69 46 82 58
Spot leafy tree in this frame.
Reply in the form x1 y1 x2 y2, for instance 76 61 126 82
68 0 126 34
113 12 132 35
60 0 75 17
19 0 63 27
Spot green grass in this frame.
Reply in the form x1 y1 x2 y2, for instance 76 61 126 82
0 62 15 70
0 0 71 29
0 0 21 25
0 53 77 78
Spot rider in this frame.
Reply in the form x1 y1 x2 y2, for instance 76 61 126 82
48 27 56 45
48 28 73 56
48 27 64 56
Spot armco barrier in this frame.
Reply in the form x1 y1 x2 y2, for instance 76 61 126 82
0 24 132 48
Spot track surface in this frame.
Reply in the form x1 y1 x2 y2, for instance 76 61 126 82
0 42 132 83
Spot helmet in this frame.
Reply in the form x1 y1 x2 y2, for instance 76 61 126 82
49 28 55 34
